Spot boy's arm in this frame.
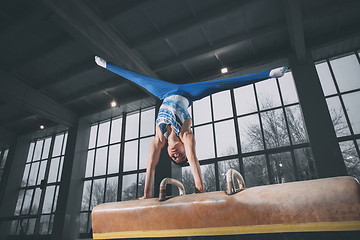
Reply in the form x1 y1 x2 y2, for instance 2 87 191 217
136 125 166 199
181 123 205 193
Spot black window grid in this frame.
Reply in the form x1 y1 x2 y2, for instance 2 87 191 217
11 131 67 236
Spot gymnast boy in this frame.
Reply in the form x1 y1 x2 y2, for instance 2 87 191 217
95 56 287 198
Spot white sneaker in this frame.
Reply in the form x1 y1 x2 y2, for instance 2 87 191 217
95 56 107 68
269 67 287 78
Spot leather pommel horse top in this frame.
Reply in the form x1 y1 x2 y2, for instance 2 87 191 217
92 176 360 239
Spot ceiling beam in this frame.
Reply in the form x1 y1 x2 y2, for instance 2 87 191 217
40 0 157 78
151 1 359 73
104 0 156 22
129 0 254 50
0 113 36 128
38 60 95 91
152 22 287 73
0 69 77 127
60 78 127 105
283 0 306 65
9 37 74 73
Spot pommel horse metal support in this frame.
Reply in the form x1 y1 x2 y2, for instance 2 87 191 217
92 169 360 239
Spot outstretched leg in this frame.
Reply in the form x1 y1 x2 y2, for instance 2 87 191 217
95 56 178 100
178 67 288 102
95 56 287 104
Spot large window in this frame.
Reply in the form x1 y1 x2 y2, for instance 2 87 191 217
0 148 9 182
80 108 155 236
181 71 317 193
316 52 360 180
10 132 68 236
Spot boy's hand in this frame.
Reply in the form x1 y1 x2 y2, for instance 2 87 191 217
195 187 205 193
131 195 151 201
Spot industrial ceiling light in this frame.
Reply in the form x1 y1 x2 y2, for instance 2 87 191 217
111 101 117 107
221 68 228 74
40 125 44 130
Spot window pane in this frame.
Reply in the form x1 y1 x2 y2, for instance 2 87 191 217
27 218 36 235
316 62 337 96
294 148 317 181
40 215 50 234
28 162 39 186
269 152 295 184
94 147 107 176
122 174 137 201
89 125 98 149
326 96 351 137
342 91 360 134
330 54 360 92
52 186 59 212
193 96 212 125
234 85 257 115
285 105 308 144
110 118 122 144
20 219 28 235
108 144 120 174
243 155 269 187
21 189 33 215
79 212 89 233
37 161 46 185
261 109 290 149
42 138 52 159
91 178 105 210
201 164 216 192
139 137 152 169
212 90 233 121
30 188 41 214
85 150 94 178
21 164 30 187
58 157 64 182
194 124 215 160
97 121 110 147
62 133 68 155
125 113 139 140
49 214 55 234
215 120 238 157
339 141 360 181
278 72 298 104
48 158 59 183
10 220 19 235
42 186 55 214
123 141 138 172
14 190 25 216
137 172 146 198
26 142 35 163
105 177 118 203
140 108 155 137
87 214 92 234
33 140 43 161
238 114 264 153
81 181 91 211
0 149 8 168
218 159 240 191
256 78 281 110
52 134 64 157
182 166 195 194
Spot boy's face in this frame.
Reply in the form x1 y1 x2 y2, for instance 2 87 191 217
167 143 187 164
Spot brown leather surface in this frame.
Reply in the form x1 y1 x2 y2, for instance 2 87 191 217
92 176 360 234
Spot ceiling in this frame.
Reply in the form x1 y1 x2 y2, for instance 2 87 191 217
0 0 360 145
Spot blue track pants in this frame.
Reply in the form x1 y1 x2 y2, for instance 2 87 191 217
107 63 271 105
